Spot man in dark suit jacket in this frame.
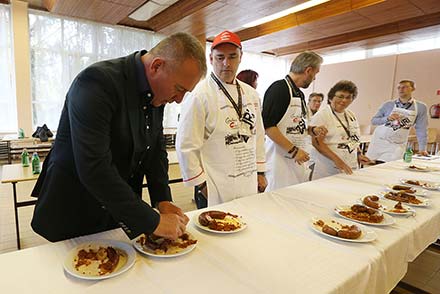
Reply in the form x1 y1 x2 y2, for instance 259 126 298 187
31 32 207 242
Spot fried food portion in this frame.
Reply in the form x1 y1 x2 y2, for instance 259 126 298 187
137 233 197 255
392 185 415 194
314 219 362 240
362 195 381 209
198 211 241 231
75 246 120 275
339 204 384 223
384 191 422 205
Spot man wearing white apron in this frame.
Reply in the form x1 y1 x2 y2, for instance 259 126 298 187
262 51 327 191
176 31 267 208
366 80 429 162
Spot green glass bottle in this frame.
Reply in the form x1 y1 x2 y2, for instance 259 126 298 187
21 148 29 167
18 128 25 139
32 152 41 174
403 147 413 163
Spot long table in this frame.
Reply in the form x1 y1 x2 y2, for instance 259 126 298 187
1 159 440 293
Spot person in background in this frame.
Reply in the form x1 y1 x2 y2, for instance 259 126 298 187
366 79 429 162
308 92 324 116
31 33 207 242
262 51 327 191
237 69 259 89
310 80 370 179
176 31 267 209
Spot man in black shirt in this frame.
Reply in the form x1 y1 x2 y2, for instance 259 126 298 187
31 33 207 242
262 51 326 191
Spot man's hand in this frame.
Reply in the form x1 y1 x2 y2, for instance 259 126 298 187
312 125 328 138
294 148 310 165
387 113 400 121
157 201 189 224
358 154 372 164
153 213 187 240
334 158 353 174
418 150 429 156
257 174 267 193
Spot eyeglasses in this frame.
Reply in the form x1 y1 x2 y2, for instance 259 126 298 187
333 94 353 100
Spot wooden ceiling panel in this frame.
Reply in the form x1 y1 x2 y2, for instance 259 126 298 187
409 0 440 14
354 0 424 24
299 11 374 36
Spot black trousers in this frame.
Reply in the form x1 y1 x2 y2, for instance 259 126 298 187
194 186 207 209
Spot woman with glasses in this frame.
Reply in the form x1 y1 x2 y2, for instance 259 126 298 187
310 80 370 179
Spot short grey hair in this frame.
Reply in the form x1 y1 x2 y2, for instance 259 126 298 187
290 51 323 74
149 32 207 77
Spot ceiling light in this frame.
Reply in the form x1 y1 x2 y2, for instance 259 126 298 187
129 0 179 21
242 0 331 28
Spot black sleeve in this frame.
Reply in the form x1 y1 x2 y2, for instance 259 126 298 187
68 67 160 239
145 107 172 206
262 80 290 129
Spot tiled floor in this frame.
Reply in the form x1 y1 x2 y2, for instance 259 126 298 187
1 163 440 293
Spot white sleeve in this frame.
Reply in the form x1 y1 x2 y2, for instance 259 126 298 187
254 93 266 172
310 109 326 126
175 90 208 187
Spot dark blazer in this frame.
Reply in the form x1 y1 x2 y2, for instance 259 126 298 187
31 52 172 242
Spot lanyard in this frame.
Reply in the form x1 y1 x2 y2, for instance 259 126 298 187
396 100 413 110
331 107 352 138
285 75 307 118
211 72 242 119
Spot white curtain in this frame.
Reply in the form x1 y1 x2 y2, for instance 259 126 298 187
29 10 164 130
0 4 17 133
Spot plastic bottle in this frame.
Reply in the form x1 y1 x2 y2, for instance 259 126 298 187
403 147 413 163
18 128 25 139
32 152 41 174
21 148 30 167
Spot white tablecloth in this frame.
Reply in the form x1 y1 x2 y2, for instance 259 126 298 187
1 159 440 294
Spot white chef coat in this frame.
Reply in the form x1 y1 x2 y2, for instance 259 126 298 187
310 105 361 180
176 74 266 206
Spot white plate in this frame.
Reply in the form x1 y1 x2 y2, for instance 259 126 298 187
194 212 247 234
379 191 431 207
311 218 377 243
335 205 395 226
63 240 136 280
133 232 197 258
385 184 428 197
400 178 440 191
406 165 438 172
360 196 416 216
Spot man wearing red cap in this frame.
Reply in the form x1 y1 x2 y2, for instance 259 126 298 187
176 30 267 208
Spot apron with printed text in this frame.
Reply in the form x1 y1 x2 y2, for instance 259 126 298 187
313 106 360 179
366 100 418 162
265 78 309 191
201 79 259 206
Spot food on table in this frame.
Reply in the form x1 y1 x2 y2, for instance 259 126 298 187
392 185 416 194
403 179 438 189
362 195 381 209
137 233 197 255
383 191 423 205
198 210 242 231
408 165 428 171
338 204 384 223
314 219 362 240
74 246 121 275
387 202 408 214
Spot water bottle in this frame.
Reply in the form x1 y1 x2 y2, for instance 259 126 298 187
32 152 41 174
21 148 30 167
403 147 413 163
18 128 25 139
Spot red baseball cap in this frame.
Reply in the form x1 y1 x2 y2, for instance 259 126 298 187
211 31 242 50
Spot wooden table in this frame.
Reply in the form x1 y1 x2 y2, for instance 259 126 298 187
1 164 40 249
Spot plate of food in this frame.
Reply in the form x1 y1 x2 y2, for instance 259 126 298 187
335 204 395 226
400 179 440 191
407 165 438 172
63 240 136 280
385 184 428 197
133 232 197 258
311 218 377 243
194 210 246 234
360 195 415 216
379 191 431 207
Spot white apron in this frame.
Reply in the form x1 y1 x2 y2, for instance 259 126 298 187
312 106 360 179
265 78 309 191
367 100 418 162
201 80 258 206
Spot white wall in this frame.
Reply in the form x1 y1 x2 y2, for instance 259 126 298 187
305 49 440 136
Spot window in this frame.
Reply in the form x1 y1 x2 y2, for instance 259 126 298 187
29 10 164 130
0 4 17 133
